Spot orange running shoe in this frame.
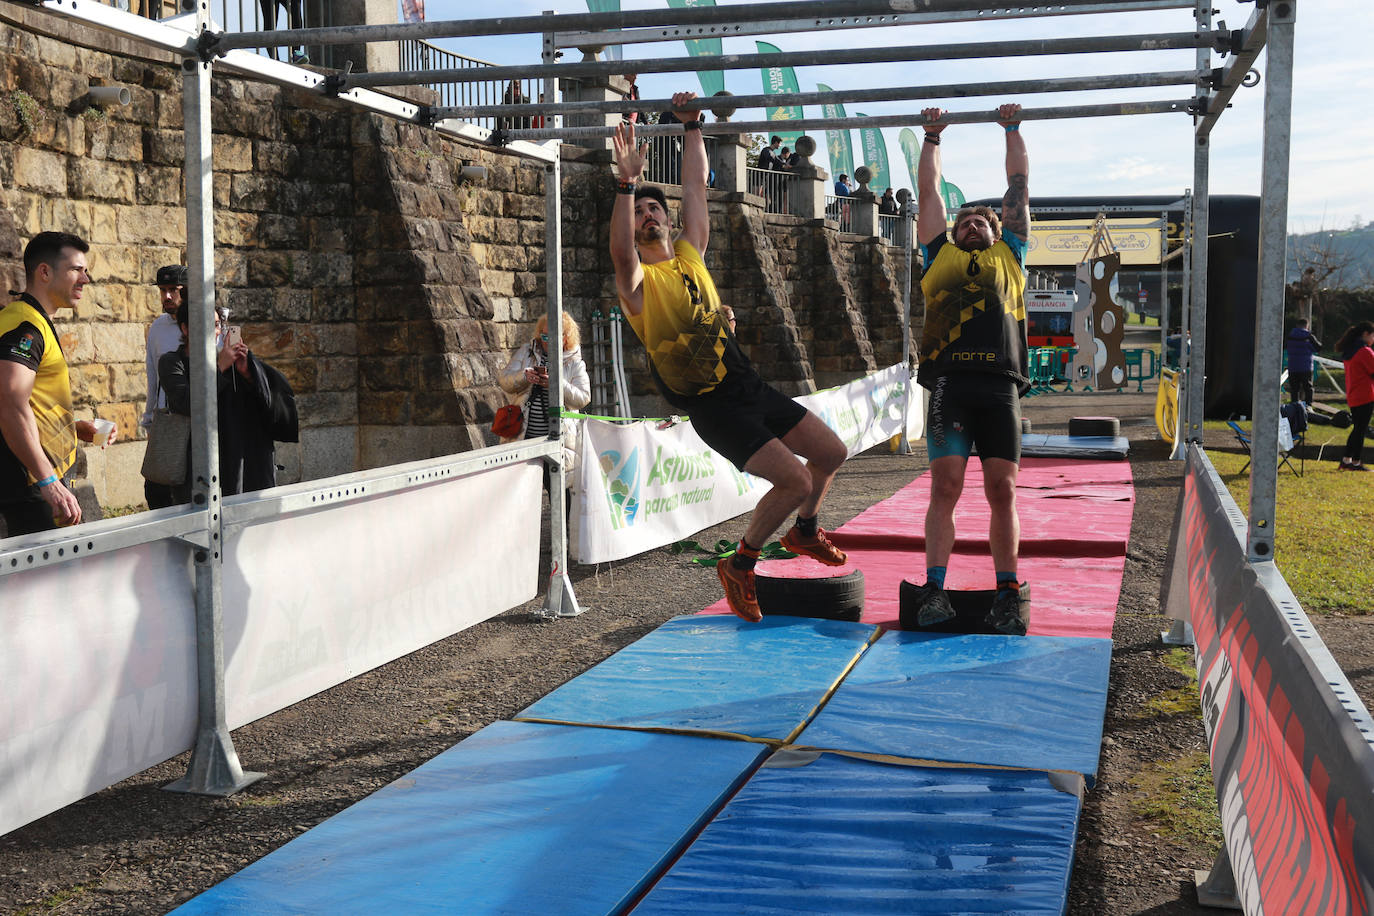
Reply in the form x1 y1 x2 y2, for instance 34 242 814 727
780 525 847 567
717 559 762 622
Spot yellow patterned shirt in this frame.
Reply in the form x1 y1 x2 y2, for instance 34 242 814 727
917 234 1030 394
623 239 747 398
0 296 77 488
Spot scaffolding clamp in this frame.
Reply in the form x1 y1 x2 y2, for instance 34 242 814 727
322 61 354 97
195 28 224 62
488 128 511 148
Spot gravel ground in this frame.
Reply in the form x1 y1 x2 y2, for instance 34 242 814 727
3 366 1369 915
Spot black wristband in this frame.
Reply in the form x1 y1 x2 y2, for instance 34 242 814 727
682 120 703 131
923 133 940 145
616 180 637 195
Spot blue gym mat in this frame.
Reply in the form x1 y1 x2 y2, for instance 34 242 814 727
517 615 876 742
794 631 1112 782
631 750 1081 915
1021 433 1129 460
170 721 767 916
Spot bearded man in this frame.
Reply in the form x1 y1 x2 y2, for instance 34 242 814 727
907 103 1032 636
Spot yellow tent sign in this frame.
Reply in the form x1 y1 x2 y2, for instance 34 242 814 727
1022 218 1164 266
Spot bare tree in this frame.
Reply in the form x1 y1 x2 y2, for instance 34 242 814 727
1289 230 1357 337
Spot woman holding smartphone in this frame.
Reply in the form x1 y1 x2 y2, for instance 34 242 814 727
158 301 283 501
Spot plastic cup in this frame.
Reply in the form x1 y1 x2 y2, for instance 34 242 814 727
90 418 115 445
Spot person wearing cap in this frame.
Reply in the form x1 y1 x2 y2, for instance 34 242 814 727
142 263 187 509
609 91 850 623
1 232 115 536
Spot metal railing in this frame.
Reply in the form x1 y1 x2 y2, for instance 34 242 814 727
100 0 329 63
747 167 792 215
643 134 717 188
825 194 854 232
879 213 901 245
398 40 543 132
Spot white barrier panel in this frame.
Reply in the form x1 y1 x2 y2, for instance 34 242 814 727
222 461 543 729
575 365 922 564
0 541 198 837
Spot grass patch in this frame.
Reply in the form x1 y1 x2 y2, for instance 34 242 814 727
1129 750 1224 848
234 793 283 808
1204 423 1374 613
1141 648 1203 717
14 884 90 914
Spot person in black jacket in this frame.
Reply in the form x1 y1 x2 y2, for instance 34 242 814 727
159 301 284 503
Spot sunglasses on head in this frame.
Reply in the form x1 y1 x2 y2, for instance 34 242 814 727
540 333 550 341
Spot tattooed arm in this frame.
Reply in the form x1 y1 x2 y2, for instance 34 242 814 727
999 103 1029 242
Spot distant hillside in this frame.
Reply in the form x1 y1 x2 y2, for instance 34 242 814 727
1287 224 1374 287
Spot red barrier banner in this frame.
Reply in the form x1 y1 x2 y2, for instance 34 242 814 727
1164 445 1374 913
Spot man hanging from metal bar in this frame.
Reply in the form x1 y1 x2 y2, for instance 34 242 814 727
609 90 849 623
908 103 1032 636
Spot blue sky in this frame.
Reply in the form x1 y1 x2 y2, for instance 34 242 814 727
421 0 1372 233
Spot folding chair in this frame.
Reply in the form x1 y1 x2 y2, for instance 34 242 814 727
1279 402 1308 477
1227 420 1252 473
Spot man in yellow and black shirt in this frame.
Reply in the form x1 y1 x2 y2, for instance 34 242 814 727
908 104 1032 636
0 232 112 536
610 90 849 623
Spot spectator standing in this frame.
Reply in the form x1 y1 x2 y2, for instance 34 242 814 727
259 0 308 64
143 263 187 509
159 301 290 502
1336 321 1374 472
0 232 115 535
1285 317 1321 405
500 81 532 131
778 147 795 171
498 311 591 495
757 136 783 171
908 104 1033 635
833 174 852 197
879 187 899 215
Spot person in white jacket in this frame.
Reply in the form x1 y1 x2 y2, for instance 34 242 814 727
498 310 591 492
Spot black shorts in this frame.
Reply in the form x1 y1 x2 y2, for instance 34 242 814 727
925 373 1021 463
664 370 807 470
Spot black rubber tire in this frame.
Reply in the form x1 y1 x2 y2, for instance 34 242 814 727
756 569 865 622
1068 416 1120 438
898 580 1031 633
1333 409 1352 429
1020 417 1032 435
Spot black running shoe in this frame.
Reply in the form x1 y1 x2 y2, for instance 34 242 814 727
986 585 1028 636
910 582 956 626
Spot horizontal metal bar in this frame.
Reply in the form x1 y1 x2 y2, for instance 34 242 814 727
0 506 208 579
347 31 1222 89
221 438 560 532
438 70 1203 119
558 1 1195 49
209 46 559 163
27 0 200 54
211 0 1160 51
495 99 1194 141
1198 4 1266 139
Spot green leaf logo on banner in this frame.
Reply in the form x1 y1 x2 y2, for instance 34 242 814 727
756 41 803 147
668 0 725 97
818 83 856 179
855 113 892 192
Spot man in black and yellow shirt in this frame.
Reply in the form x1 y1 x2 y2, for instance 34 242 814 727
0 232 113 536
909 104 1032 636
609 90 849 623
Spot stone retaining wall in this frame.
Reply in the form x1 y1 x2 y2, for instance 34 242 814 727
0 22 915 512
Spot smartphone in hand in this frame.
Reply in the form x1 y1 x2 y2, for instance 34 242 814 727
224 326 243 349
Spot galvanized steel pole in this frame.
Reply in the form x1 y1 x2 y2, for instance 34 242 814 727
213 0 1177 51
1246 0 1295 564
436 70 1203 121
494 100 1192 142
343 32 1221 89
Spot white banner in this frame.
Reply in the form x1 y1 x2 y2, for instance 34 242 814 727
574 365 922 564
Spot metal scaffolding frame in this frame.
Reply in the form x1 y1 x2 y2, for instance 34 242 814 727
3 4 1292 863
